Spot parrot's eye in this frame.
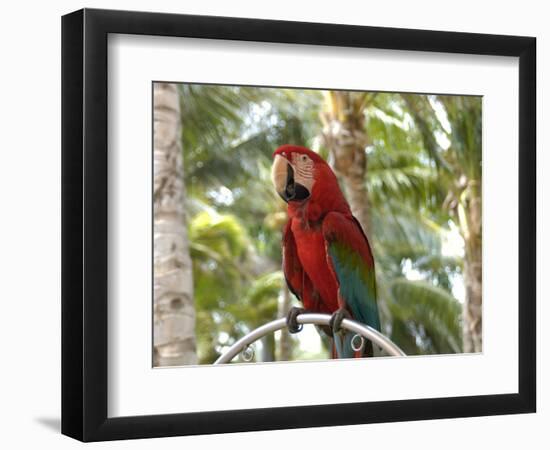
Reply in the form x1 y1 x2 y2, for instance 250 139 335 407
300 155 308 162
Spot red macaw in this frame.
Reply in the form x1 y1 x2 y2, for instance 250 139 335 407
271 144 380 358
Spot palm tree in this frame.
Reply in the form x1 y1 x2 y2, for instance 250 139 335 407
153 83 197 366
402 94 482 352
320 91 374 234
372 202 463 354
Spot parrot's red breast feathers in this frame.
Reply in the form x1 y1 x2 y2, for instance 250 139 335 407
282 220 327 312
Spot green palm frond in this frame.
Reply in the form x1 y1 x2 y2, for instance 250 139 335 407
227 271 284 329
438 95 482 181
189 210 251 310
367 155 439 209
179 84 248 149
388 278 463 354
372 202 443 264
366 96 447 213
400 94 456 174
189 211 249 260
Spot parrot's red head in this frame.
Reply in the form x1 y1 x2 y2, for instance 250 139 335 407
271 144 351 217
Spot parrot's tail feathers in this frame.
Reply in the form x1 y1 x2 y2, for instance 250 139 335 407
331 332 375 359
332 334 345 359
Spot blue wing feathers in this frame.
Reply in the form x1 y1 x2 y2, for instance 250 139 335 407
323 212 381 334
328 243 380 331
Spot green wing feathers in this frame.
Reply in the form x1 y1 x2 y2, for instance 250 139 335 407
323 213 381 332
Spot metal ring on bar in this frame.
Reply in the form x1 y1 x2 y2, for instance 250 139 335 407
351 334 365 352
213 313 406 364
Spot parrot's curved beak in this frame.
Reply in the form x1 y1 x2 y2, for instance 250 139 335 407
271 154 310 203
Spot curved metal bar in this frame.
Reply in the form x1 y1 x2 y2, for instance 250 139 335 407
214 313 405 364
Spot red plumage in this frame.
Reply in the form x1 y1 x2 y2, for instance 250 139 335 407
274 144 376 322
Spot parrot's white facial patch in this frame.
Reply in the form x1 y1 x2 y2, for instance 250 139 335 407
291 152 315 192
271 151 314 203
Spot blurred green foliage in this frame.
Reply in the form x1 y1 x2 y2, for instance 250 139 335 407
178 84 481 363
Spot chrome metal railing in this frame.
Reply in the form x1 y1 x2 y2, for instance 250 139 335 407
214 313 406 364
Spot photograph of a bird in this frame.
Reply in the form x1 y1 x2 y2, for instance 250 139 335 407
271 144 381 358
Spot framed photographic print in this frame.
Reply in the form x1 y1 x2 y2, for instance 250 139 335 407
61 8 536 442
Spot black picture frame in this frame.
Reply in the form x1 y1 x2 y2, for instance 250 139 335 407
61 8 536 442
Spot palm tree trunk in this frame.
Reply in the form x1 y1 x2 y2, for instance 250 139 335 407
403 95 483 353
458 181 482 352
321 91 371 234
153 83 197 366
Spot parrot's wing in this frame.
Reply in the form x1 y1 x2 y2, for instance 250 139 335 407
322 212 380 332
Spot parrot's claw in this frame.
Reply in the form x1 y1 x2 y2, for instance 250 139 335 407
286 307 306 334
329 308 351 336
